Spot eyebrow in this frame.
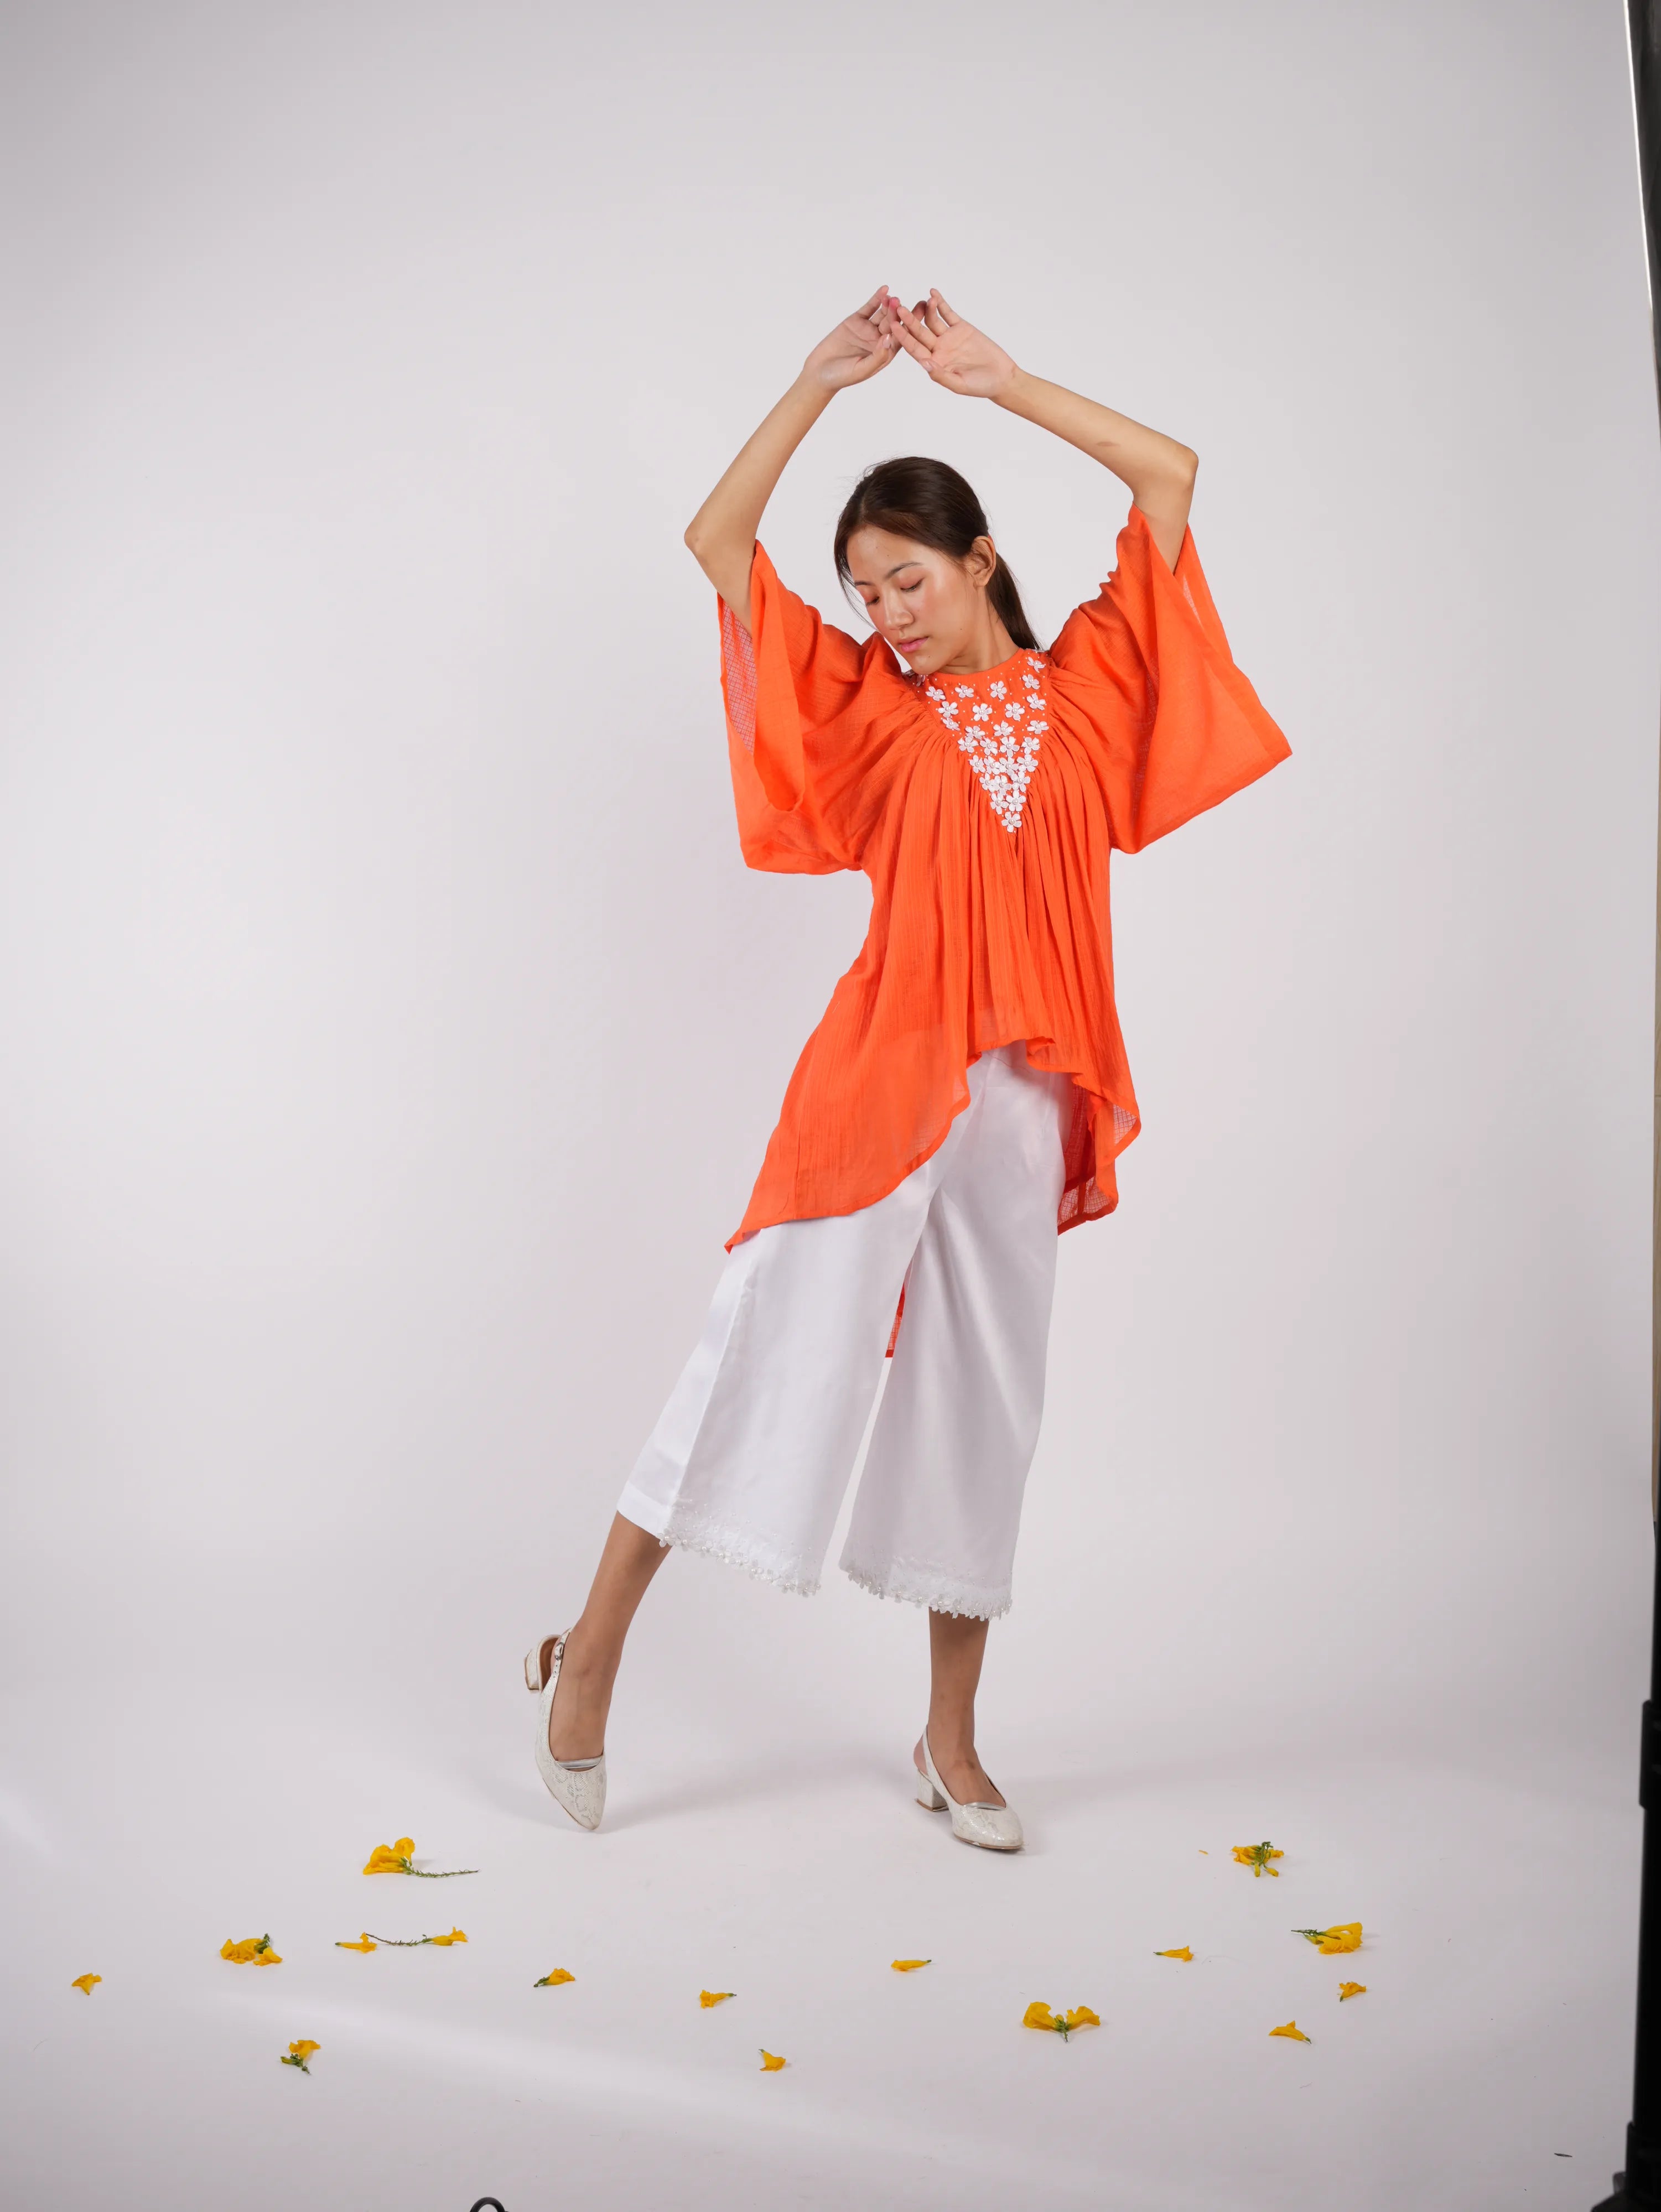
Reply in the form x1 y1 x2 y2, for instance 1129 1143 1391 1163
852 559 926 587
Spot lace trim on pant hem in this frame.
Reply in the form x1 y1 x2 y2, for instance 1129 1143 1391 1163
840 1555 1011 1622
642 1502 820 1599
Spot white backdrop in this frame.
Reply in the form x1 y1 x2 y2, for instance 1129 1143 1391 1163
3 4 1658 2209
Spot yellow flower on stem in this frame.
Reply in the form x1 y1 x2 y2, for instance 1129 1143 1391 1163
221 1935 282 1965
699 1989 733 2006
280 2040 320 2074
1022 2002 1100 2041
335 1935 377 1953
1338 1981 1367 2001
1155 1948 1193 1962
1293 1923 1362 1955
1233 1843 1283 1878
890 1960 931 1973
759 2049 787 2071
537 1970 576 1988
70 1974 101 1995
360 1929 466 1948
1269 2020 1311 2042
362 1837 476 1878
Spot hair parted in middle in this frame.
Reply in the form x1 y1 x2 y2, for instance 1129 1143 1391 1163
833 456 1041 653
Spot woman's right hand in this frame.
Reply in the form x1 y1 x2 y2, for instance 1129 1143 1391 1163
800 289 901 393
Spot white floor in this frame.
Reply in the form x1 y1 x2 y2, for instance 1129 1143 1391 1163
1 1597 1641 2212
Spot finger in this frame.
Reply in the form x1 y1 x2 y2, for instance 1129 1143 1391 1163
930 289 961 327
853 287 887 320
894 298 935 350
892 325 935 368
922 297 948 337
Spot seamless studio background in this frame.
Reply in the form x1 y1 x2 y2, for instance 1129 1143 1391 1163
1 3 1657 2208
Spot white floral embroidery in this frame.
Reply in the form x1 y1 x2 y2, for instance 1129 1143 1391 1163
912 655 1050 832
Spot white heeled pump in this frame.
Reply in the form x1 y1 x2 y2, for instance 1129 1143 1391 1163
915 1731 1024 1852
526 1632 606 1831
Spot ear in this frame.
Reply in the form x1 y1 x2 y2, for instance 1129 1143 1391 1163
963 534 999 589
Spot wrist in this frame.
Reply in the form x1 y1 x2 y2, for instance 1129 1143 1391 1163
790 368 837 412
991 364 1034 411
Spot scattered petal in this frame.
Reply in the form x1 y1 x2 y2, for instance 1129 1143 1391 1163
1024 2001 1098 2039
70 1974 101 1995
1293 1923 1363 1955
536 1969 576 1988
221 1935 282 1965
280 2039 320 2073
1155 1948 1193 1962
362 1836 475 1878
1338 1982 1367 2001
335 1935 377 1952
760 2048 787 2071
1233 1842 1283 1878
890 1960 931 1973
699 1989 734 2006
426 1928 468 1947
1269 2020 1311 2042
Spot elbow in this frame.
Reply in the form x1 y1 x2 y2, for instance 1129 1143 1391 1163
683 519 707 561
1172 445 1198 492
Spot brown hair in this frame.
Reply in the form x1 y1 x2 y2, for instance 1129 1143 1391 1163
833 456 1040 652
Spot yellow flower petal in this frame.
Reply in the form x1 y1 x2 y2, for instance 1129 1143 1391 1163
1338 1981 1367 2001
1294 1922 1363 1955
890 1960 931 1972
221 1934 281 1965
537 1969 576 1988
760 2048 786 2071
70 1974 101 1995
1269 2020 1311 2042
1233 1842 1284 1877
1155 1948 1193 1962
427 1928 468 1946
289 2041 320 2060
1022 2001 1057 2031
1062 2006 1101 2030
699 1989 734 2006
362 1840 413 1875
335 1935 377 1952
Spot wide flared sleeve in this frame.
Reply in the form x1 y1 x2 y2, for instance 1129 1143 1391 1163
1046 506 1290 853
719 543 900 875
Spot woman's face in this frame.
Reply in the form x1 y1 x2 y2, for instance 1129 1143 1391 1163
845 526 999 680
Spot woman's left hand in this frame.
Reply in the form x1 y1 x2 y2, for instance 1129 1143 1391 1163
891 292 1020 399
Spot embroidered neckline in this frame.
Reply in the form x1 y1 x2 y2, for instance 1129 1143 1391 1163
913 654 1050 834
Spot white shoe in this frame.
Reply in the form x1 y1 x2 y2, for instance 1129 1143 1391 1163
526 1632 606 1831
915 1731 1024 1852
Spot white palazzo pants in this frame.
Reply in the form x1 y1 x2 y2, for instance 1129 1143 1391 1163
617 1043 1073 1620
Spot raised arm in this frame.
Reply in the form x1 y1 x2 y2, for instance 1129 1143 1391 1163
684 290 902 630
891 291 1198 571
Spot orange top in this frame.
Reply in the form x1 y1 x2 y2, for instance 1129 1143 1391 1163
720 504 1290 1247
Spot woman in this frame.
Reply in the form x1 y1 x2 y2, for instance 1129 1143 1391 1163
527 289 1289 1849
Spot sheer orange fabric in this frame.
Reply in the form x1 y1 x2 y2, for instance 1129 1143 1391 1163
719 503 1290 1248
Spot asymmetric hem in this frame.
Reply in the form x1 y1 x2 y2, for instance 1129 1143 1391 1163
718 503 1289 1251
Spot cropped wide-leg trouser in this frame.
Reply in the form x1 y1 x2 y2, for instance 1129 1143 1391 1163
616 1043 1072 1620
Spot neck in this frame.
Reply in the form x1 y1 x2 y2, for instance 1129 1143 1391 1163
938 604 1019 676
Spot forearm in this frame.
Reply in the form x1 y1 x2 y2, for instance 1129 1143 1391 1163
684 377 834 628
993 370 1197 568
